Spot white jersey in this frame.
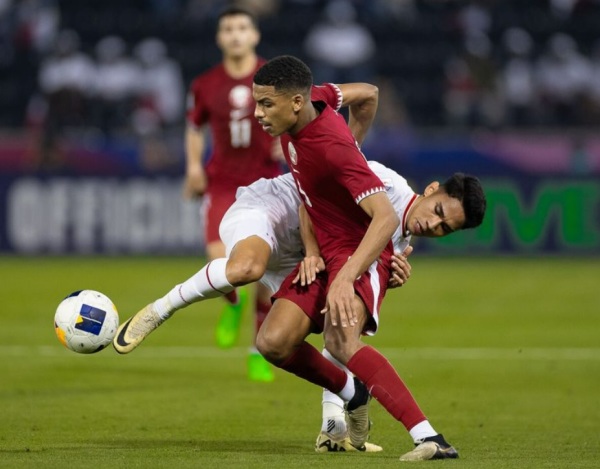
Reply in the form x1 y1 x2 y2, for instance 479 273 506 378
366 160 415 254
219 162 415 293
220 173 303 293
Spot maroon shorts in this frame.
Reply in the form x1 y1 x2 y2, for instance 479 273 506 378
203 189 237 244
273 256 390 335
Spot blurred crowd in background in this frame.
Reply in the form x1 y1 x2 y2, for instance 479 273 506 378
2 0 600 144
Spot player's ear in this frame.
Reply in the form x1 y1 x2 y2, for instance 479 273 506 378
292 94 304 113
423 181 440 197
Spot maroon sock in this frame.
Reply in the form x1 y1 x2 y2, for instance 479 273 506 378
224 290 238 305
279 342 348 393
347 345 426 431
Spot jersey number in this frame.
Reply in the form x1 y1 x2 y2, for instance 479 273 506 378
230 118 251 148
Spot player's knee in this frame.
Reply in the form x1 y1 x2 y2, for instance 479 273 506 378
256 327 293 365
323 333 357 365
226 257 266 285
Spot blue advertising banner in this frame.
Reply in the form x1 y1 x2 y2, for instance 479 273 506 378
0 175 203 254
2 173 598 255
1 131 599 255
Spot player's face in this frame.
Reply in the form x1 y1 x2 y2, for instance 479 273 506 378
216 14 259 59
253 84 301 137
405 183 466 238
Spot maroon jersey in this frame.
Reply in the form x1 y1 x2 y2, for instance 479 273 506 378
281 83 391 264
187 60 281 191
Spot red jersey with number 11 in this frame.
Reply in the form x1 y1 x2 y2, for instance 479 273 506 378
187 60 281 191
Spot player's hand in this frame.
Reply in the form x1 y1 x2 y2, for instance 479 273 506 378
388 245 413 289
292 255 325 286
321 275 357 328
183 167 207 199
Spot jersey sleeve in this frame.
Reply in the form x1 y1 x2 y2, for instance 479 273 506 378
311 83 343 111
186 77 208 127
327 143 386 204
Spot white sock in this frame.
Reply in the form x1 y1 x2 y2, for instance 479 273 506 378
336 374 355 403
409 420 437 443
153 258 234 319
321 349 347 436
322 347 344 368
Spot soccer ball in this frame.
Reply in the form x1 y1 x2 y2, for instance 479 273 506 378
54 290 119 354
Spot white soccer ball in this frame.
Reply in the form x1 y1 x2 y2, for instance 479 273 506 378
54 290 119 354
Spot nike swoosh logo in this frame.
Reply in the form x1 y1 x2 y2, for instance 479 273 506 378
113 318 133 352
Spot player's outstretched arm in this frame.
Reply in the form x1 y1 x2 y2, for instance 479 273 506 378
336 83 378 147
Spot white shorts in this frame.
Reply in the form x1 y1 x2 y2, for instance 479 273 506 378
219 175 303 293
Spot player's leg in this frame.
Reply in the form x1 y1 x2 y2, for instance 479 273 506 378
256 298 347 386
204 191 246 349
319 349 346 440
326 279 457 460
113 197 277 354
113 235 272 354
247 281 274 382
343 339 457 460
256 292 375 450
209 238 247 349
321 296 373 450
315 347 383 453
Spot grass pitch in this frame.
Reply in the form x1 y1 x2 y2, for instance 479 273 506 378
0 256 598 468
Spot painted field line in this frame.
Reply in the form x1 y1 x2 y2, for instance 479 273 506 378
1 346 599 361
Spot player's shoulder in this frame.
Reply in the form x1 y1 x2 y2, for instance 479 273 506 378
311 83 343 111
190 64 226 88
367 161 411 189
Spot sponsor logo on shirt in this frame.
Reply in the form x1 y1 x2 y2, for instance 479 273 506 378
229 85 253 120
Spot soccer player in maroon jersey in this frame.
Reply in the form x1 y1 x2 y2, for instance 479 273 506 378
252 56 485 461
184 7 282 381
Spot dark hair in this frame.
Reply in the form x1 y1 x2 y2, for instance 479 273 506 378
253 55 313 95
441 173 486 229
217 5 258 29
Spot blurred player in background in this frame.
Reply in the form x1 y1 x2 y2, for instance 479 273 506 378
184 6 282 382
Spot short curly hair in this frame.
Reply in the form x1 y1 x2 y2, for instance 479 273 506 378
253 55 313 95
441 173 487 229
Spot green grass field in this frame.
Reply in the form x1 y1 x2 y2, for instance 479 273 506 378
1 256 598 468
